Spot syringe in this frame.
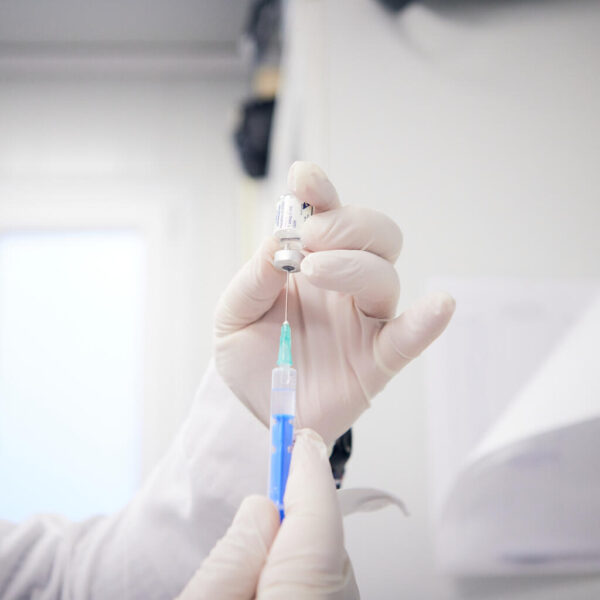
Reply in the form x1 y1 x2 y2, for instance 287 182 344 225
269 192 310 520
268 306 296 521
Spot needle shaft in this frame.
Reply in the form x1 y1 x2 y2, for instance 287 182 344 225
284 271 289 323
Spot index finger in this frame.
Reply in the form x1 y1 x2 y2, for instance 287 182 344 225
287 161 342 213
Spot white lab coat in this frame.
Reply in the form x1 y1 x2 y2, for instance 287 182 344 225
0 361 269 599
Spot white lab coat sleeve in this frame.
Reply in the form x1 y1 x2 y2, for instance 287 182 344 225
0 359 270 600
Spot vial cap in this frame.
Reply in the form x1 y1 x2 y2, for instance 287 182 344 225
273 248 304 273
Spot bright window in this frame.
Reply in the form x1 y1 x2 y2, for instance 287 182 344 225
0 230 145 521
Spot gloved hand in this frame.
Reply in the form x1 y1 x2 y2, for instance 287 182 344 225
176 429 359 600
215 162 455 444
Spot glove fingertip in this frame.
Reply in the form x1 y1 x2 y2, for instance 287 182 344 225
284 429 339 518
287 161 341 211
237 494 280 545
176 496 280 600
214 236 286 335
426 290 456 320
375 291 455 374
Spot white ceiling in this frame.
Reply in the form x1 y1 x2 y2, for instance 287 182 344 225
0 0 254 47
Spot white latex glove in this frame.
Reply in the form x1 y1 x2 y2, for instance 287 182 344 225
176 429 358 600
215 162 455 445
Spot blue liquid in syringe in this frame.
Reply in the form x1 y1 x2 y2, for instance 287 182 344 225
269 413 294 521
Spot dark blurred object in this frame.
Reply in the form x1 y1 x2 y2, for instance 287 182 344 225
234 0 281 178
330 429 353 489
234 98 275 178
243 0 282 64
376 0 412 12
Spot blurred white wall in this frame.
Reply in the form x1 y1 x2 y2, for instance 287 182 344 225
2 0 600 596
271 0 600 598
0 70 245 482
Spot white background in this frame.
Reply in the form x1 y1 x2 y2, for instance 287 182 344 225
1 0 600 598
270 0 600 598
0 74 244 485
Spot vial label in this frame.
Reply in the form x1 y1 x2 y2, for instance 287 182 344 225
274 193 313 237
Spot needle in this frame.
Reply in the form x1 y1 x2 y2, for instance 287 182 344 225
284 271 289 323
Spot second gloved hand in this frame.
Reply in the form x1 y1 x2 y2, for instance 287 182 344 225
176 429 358 600
215 162 455 445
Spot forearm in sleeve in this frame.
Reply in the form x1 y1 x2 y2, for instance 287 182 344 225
0 360 269 600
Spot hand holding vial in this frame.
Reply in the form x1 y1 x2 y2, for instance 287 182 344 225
214 161 455 446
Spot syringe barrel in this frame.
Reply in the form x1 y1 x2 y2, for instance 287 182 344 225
268 365 297 520
270 365 296 415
